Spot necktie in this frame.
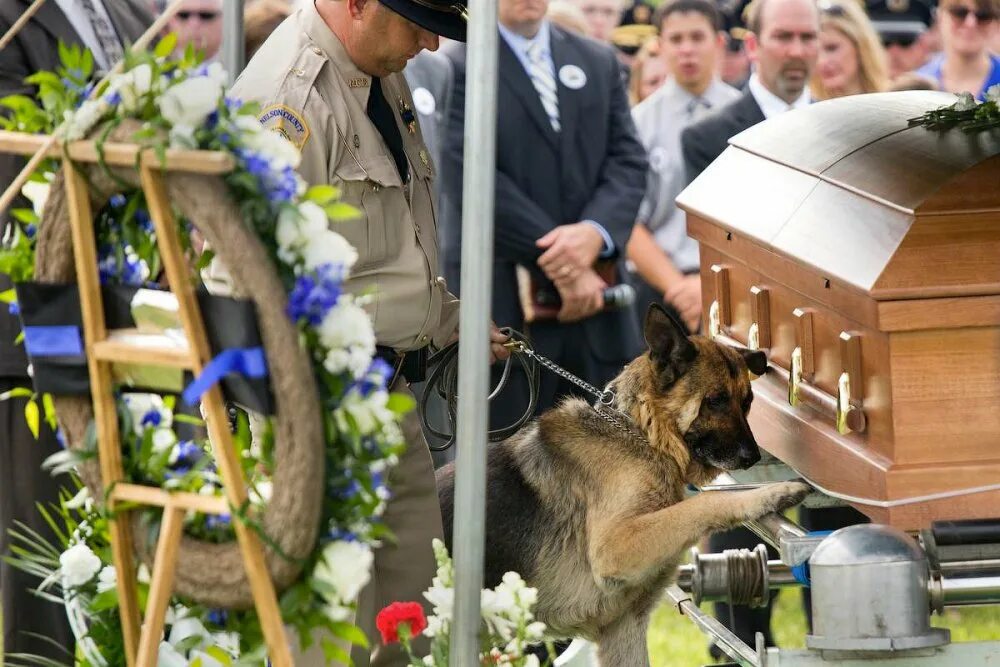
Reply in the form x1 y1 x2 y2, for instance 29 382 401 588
366 77 409 183
685 97 712 121
78 0 124 71
526 41 560 132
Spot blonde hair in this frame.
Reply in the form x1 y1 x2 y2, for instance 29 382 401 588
628 37 663 105
811 0 889 99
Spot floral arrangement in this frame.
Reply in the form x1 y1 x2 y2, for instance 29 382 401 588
0 39 408 663
908 84 1000 132
374 539 552 667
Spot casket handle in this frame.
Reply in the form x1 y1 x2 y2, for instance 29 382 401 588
836 371 867 434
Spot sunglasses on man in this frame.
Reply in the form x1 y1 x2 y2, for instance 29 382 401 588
882 33 918 47
176 10 221 21
945 5 997 23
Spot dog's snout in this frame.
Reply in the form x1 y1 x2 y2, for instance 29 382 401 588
738 445 761 469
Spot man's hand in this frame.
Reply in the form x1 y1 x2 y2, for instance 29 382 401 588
664 274 702 333
555 267 606 323
447 324 511 364
536 223 605 284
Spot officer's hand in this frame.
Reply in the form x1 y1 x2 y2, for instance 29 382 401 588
536 223 605 282
490 324 510 364
664 274 702 333
555 268 606 323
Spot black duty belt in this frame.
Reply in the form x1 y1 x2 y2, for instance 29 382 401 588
376 345 428 384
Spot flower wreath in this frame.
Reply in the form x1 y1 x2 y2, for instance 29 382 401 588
1 39 408 664
908 84 1000 132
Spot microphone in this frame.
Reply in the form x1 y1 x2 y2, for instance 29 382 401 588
602 283 636 311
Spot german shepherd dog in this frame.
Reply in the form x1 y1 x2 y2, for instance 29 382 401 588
436 304 810 665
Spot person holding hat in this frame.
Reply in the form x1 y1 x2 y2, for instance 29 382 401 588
867 0 934 80
230 1 508 664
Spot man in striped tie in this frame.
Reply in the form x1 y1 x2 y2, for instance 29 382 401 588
440 0 648 443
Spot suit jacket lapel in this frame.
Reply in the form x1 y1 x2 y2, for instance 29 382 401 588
735 91 766 128
499 36 559 150
549 27 579 157
28 0 82 53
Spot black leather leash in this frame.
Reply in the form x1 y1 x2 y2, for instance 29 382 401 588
419 327 646 451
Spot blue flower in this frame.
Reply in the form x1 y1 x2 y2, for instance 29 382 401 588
206 110 219 130
141 409 162 427
55 428 67 449
104 91 122 107
286 266 341 326
331 478 362 499
224 97 243 112
24 223 36 238
327 528 358 542
206 513 231 531
353 358 393 397
110 194 126 208
8 301 19 316
173 440 203 466
134 209 154 234
207 609 229 626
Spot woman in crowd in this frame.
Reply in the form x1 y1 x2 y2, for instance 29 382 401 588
811 0 889 99
628 37 669 105
916 0 1000 99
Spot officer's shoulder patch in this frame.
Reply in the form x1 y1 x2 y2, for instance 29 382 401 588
259 104 311 150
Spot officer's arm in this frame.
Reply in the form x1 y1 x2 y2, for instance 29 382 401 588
578 48 648 255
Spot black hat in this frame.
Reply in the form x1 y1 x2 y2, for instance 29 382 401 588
379 0 468 41
866 0 933 42
719 0 752 50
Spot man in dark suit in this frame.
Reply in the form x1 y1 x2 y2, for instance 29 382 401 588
0 0 153 658
439 0 647 426
679 0 819 654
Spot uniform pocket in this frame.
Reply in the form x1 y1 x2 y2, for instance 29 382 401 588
332 155 404 272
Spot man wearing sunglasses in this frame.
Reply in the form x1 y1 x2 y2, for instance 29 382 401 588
868 0 933 80
916 0 1000 98
163 0 223 61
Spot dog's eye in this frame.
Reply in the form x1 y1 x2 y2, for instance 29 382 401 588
705 392 729 409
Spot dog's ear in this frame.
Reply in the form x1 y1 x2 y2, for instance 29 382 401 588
644 303 697 387
740 348 768 376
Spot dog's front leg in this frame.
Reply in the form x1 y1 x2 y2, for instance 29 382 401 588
595 613 650 667
588 481 809 589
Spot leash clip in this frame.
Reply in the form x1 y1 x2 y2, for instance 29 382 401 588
600 389 616 405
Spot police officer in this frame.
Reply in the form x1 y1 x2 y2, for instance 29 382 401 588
230 1 508 664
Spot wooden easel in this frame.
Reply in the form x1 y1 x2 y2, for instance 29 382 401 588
0 131 293 667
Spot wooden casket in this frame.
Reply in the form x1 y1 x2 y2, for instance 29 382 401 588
677 92 1000 530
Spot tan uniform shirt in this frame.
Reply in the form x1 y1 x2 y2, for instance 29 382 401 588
230 4 459 352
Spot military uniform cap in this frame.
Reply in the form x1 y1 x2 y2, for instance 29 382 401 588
379 0 468 41
612 23 658 54
866 0 933 39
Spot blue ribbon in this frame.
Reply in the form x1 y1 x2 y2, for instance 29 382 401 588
23 326 84 357
790 530 835 586
182 347 268 405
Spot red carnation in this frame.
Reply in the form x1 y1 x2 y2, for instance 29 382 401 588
376 601 428 644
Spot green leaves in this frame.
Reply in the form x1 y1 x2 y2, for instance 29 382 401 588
24 398 40 438
154 33 178 59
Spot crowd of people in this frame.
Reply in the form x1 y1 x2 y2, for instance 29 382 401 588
1 0 999 663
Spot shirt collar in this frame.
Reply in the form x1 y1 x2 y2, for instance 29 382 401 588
301 2 373 107
498 19 552 59
748 73 811 120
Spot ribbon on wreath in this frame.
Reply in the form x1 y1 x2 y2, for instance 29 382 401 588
182 346 268 406
23 325 85 358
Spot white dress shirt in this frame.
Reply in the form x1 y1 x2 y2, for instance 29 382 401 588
53 0 122 72
748 73 811 120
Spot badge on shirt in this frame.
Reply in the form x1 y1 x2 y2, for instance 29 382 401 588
558 65 587 90
648 146 668 173
398 98 417 134
412 87 436 116
258 104 311 150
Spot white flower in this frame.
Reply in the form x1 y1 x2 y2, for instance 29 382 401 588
301 229 358 274
96 565 117 593
338 389 395 435
168 616 211 650
157 641 187 667
153 428 176 454
954 92 978 111
168 123 197 148
276 201 329 257
109 63 153 111
21 179 50 217
158 76 222 129
202 62 229 87
252 480 273 503
64 487 91 510
62 99 110 140
317 297 376 375
312 540 373 604
189 650 225 667
987 84 1000 105
59 543 102 588
242 125 301 168
524 655 541 667
123 393 172 434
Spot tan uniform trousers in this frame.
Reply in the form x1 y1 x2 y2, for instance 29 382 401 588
292 378 444 666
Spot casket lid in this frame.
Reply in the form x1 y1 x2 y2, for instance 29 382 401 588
677 91 1000 300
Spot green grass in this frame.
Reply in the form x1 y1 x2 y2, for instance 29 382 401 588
648 589 1000 666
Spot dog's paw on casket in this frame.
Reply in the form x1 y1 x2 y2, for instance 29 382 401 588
741 481 812 520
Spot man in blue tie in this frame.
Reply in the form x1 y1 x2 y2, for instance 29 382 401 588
628 0 741 335
439 0 648 429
